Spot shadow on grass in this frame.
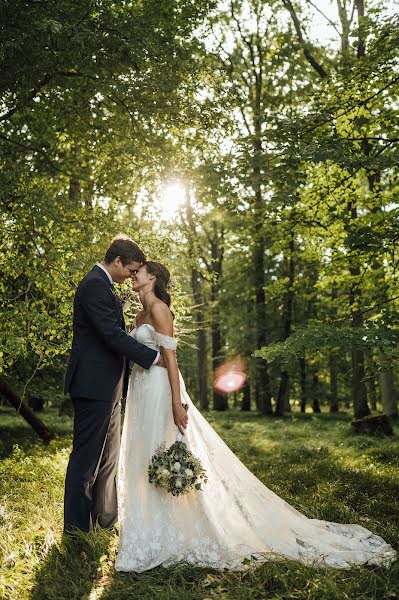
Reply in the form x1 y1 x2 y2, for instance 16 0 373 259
31 530 113 600
0 407 73 459
94 557 399 600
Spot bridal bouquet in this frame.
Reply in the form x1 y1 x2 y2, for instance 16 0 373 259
148 405 207 497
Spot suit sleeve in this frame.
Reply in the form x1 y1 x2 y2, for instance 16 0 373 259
78 278 157 370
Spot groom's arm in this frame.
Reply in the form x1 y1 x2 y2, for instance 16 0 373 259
78 278 157 370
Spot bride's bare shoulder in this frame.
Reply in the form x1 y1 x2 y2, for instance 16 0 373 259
150 300 172 320
149 301 173 334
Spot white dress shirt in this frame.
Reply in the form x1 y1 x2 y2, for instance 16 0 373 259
95 263 160 365
96 262 114 285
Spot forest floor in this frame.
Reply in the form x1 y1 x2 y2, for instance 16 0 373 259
0 406 398 600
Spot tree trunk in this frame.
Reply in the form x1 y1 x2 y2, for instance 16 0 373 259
299 356 307 413
336 0 354 63
227 15 272 414
212 309 227 410
276 371 290 416
185 187 208 410
364 165 398 419
329 351 339 412
348 0 370 418
349 270 369 418
241 381 251 411
366 375 378 412
355 0 365 59
191 271 209 411
351 345 370 417
311 372 321 413
348 195 370 418
275 231 295 415
252 133 272 415
0 377 54 444
378 349 398 418
209 223 227 411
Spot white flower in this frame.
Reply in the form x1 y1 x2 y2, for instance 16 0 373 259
173 462 181 472
184 468 193 477
161 469 170 478
175 479 182 488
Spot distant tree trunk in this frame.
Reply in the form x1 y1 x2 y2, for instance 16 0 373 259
276 371 290 416
241 382 251 411
364 165 398 419
69 174 81 204
212 315 227 410
185 187 208 410
0 377 54 444
311 372 321 413
355 0 366 59
191 270 209 411
299 356 307 413
347 1 371 419
378 350 398 418
275 230 295 416
253 176 272 414
348 196 370 418
336 0 352 62
351 330 369 417
329 351 339 412
366 375 378 412
252 60 272 416
287 0 371 420
223 17 272 415
209 222 227 411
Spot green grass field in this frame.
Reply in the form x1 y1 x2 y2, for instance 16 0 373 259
0 406 398 600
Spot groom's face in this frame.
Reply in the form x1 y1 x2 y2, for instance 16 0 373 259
113 258 141 284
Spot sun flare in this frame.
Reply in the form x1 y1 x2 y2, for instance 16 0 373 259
158 182 186 221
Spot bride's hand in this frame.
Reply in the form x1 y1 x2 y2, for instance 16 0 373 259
173 402 188 435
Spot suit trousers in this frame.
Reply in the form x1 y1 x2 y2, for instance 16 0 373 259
64 374 123 533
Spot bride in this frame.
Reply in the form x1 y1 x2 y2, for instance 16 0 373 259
115 261 396 572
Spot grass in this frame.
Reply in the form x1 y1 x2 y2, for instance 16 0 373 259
0 406 398 600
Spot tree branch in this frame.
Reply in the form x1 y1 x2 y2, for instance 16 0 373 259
0 73 52 122
281 0 328 79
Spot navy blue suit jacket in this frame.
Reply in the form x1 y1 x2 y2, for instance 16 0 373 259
64 265 157 402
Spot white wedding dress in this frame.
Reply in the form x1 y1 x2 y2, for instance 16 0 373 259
115 324 396 572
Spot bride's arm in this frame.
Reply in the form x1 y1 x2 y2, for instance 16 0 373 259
150 302 188 435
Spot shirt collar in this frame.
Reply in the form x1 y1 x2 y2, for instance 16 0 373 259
96 263 114 286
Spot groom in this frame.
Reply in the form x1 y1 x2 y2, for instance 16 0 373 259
63 235 161 533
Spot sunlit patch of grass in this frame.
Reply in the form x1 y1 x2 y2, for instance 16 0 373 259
0 407 398 599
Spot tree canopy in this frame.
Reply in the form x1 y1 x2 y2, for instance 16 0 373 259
1 0 398 422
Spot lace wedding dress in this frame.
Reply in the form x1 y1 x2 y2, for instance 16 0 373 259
115 324 396 572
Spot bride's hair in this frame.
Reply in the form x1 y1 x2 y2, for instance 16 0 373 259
144 261 173 313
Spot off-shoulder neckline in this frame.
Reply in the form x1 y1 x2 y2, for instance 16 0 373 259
135 322 154 330
136 323 176 338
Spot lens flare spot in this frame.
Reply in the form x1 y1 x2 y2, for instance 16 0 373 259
214 358 246 394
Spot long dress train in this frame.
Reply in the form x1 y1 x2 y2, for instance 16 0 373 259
115 324 396 572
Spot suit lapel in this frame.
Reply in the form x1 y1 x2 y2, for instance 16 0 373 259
111 289 124 325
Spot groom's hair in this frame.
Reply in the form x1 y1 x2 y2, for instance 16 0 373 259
104 234 146 265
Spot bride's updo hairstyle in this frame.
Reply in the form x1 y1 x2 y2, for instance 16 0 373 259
144 261 173 312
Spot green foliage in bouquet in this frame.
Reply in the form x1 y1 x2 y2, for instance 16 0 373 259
148 440 208 497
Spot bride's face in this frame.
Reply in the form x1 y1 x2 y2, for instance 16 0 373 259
132 265 155 292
